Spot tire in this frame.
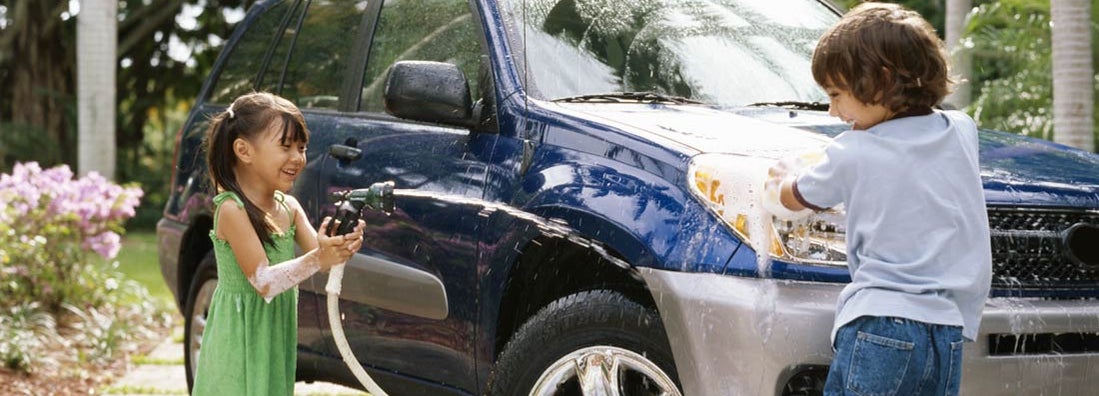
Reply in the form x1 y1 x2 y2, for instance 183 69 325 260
182 253 218 391
486 290 682 396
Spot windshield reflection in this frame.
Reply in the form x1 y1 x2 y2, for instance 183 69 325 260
500 0 837 106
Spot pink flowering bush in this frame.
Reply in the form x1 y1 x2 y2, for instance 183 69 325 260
0 162 164 373
0 162 141 259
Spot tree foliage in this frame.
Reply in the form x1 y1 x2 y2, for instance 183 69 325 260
965 0 1098 145
966 0 1055 140
114 0 254 227
0 1 76 168
1 0 254 226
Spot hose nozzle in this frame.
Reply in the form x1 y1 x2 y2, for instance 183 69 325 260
328 181 395 236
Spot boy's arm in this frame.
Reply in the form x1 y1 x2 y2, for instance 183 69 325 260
763 158 813 220
779 177 808 212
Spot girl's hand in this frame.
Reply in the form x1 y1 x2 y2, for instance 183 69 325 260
315 217 365 271
318 216 339 237
342 219 366 253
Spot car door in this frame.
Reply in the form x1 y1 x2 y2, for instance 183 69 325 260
290 0 493 392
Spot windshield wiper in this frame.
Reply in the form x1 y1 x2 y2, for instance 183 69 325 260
747 101 830 111
553 91 704 105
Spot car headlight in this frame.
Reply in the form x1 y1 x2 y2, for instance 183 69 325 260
687 153 847 268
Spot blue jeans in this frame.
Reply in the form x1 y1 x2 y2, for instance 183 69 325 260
825 316 965 396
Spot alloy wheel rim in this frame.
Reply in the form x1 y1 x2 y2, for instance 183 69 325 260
530 345 681 396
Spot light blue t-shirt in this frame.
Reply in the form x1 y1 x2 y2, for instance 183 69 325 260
794 110 992 343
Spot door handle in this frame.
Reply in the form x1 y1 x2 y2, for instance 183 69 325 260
329 144 362 162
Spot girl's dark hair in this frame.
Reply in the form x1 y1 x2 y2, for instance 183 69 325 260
812 2 953 113
204 92 309 247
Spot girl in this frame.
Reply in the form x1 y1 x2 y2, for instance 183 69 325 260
192 92 365 395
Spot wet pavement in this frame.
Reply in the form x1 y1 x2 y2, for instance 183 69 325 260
102 325 366 395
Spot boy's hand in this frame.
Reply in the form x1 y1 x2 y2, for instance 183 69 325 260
767 156 797 180
763 158 812 220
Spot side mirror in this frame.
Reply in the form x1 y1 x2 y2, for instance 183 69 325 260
384 61 473 127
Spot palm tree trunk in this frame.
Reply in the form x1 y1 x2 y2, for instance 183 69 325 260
77 0 118 178
1050 0 1094 152
4 1 73 166
944 0 972 108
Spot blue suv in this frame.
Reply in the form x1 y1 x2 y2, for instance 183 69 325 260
157 0 1099 394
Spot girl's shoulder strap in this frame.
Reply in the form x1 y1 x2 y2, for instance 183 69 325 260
213 191 244 208
274 190 293 221
212 191 245 226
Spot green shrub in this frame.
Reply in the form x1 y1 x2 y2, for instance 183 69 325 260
0 303 56 372
0 162 167 374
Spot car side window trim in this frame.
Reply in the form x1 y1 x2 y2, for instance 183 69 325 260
340 0 385 112
271 0 312 96
254 0 306 95
202 0 295 104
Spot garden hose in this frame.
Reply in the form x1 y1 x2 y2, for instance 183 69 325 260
326 264 389 396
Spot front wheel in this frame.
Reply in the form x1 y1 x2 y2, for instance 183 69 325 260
182 253 218 391
487 290 681 396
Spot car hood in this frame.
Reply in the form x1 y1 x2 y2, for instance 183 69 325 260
553 103 1099 208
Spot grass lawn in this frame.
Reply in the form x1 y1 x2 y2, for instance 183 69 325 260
113 229 175 308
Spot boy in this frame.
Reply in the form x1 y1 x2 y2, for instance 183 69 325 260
763 3 992 395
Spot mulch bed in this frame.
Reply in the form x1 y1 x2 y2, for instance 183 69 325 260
0 322 171 395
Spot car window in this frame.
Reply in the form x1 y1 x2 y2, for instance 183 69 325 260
209 0 303 104
498 0 835 106
281 0 372 110
359 0 482 113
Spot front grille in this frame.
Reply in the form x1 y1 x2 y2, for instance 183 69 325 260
988 332 1099 355
988 207 1099 291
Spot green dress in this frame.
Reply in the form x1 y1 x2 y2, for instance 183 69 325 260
192 191 298 396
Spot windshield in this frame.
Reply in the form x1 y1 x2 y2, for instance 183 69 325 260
499 0 838 107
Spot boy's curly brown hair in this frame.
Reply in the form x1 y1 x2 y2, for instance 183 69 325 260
812 2 953 112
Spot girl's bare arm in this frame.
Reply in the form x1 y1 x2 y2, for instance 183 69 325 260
288 194 321 252
217 202 363 302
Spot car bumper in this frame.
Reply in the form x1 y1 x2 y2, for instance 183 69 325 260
639 268 1099 396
